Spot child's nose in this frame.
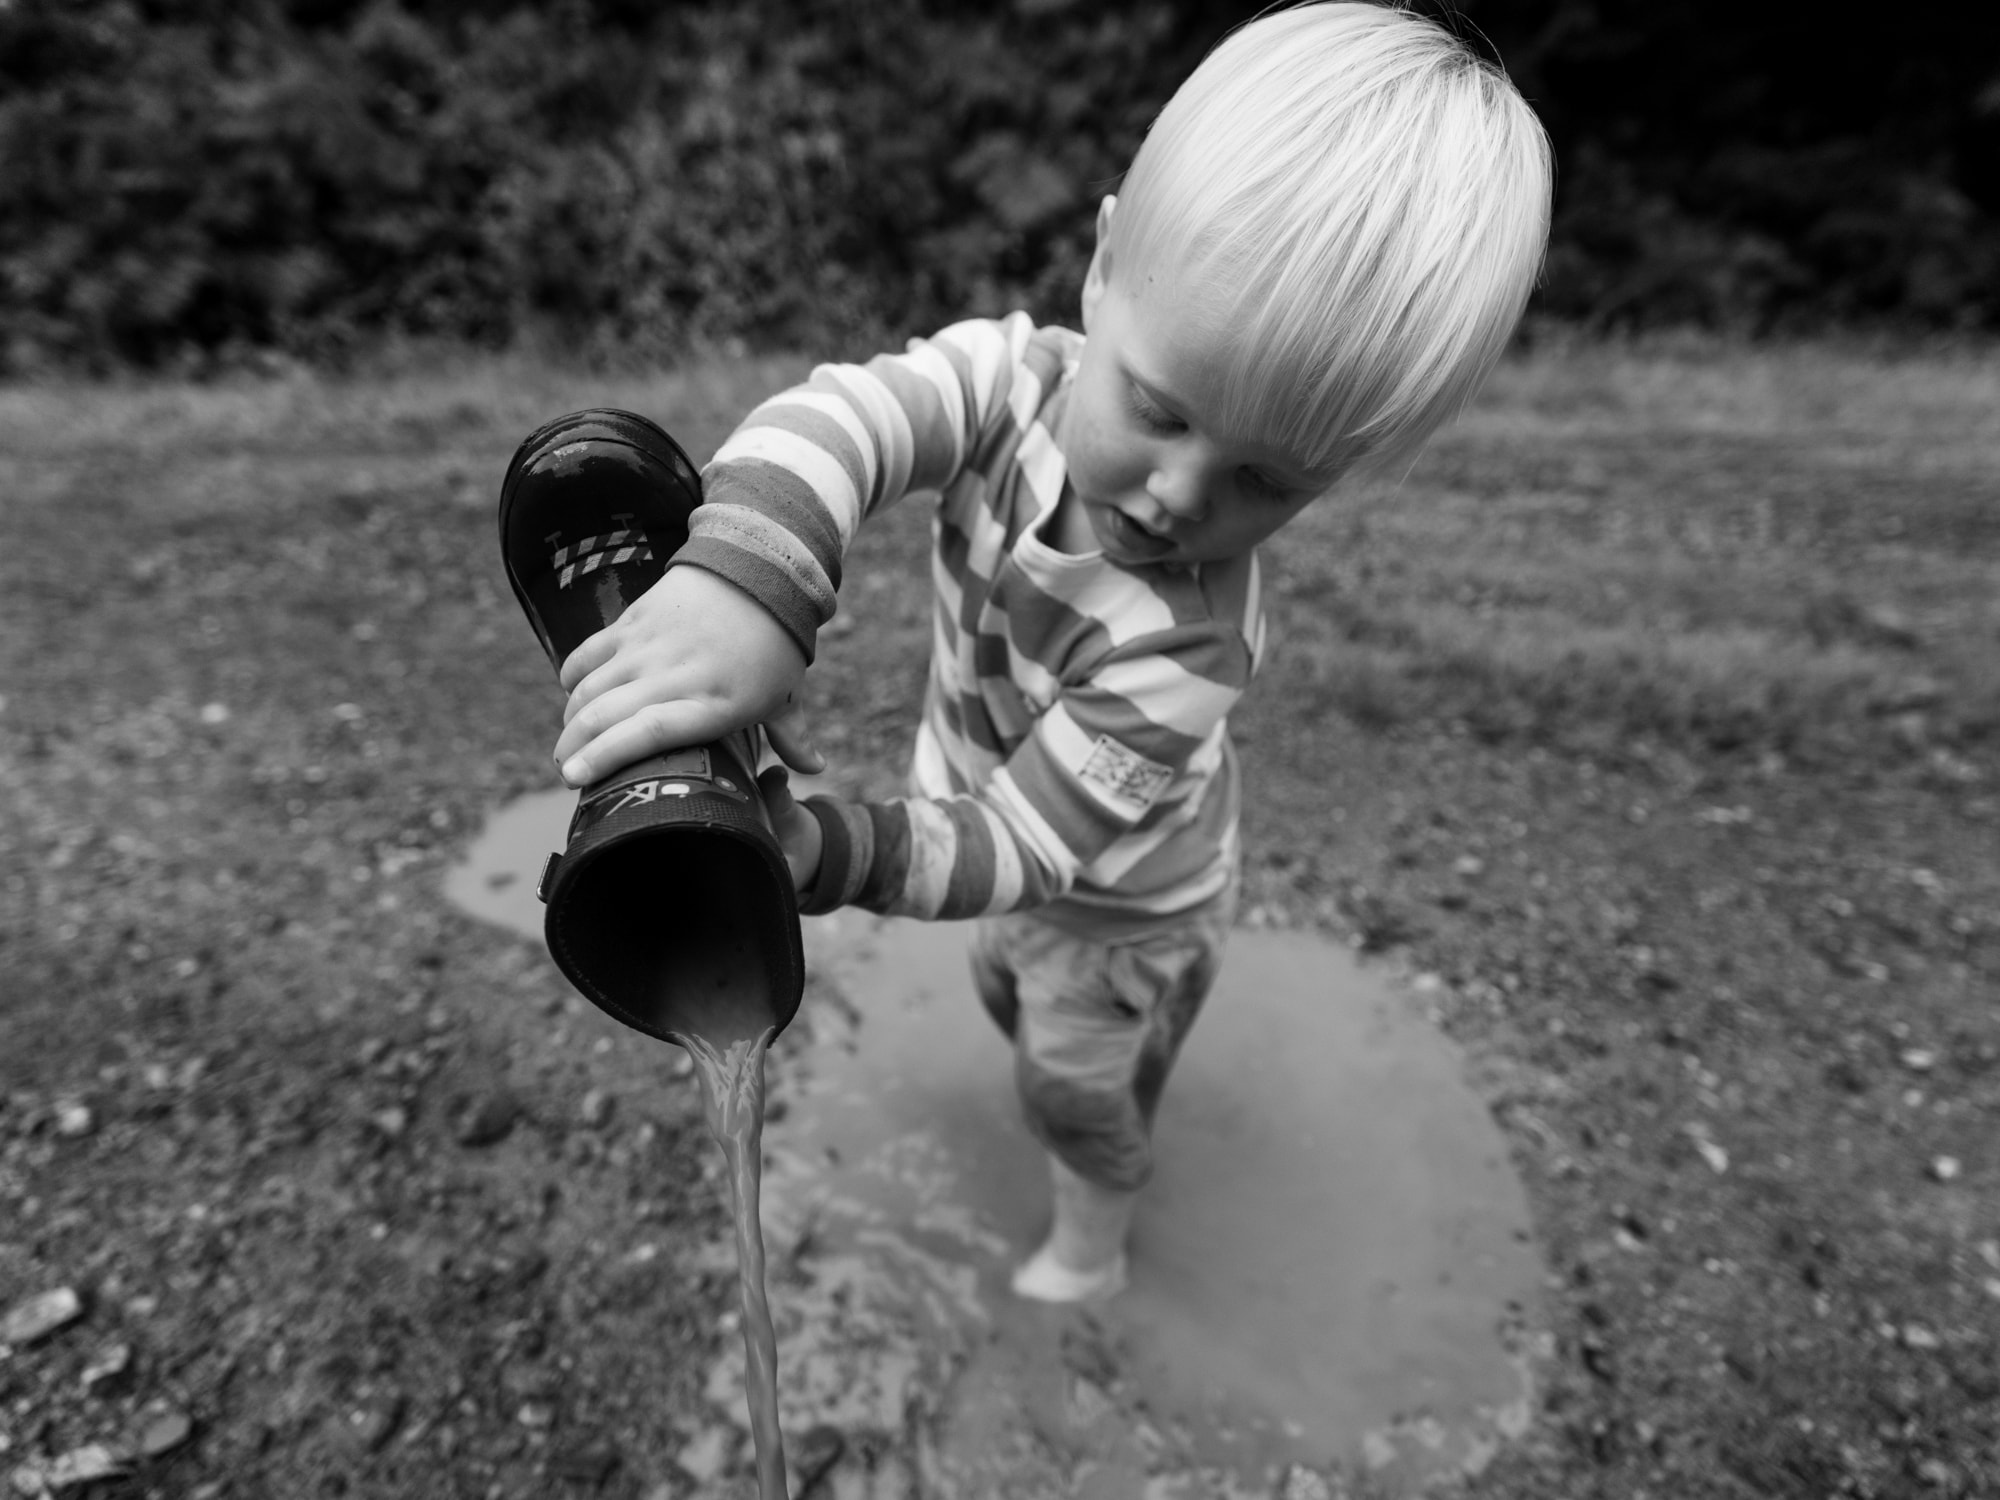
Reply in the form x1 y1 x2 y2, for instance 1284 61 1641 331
1145 457 1211 523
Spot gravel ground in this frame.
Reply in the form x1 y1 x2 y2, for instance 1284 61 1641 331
1 340 1996 1498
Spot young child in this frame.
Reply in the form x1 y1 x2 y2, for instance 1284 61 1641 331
551 2 1552 1302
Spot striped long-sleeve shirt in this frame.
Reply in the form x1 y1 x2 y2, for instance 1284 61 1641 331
673 313 1267 931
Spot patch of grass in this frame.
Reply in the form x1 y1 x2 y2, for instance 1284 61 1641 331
1258 337 2000 760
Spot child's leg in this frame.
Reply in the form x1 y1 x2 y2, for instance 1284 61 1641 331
967 918 1021 1040
1011 1152 1137 1302
972 895 1233 1303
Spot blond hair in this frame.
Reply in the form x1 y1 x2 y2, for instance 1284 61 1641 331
1108 1 1553 478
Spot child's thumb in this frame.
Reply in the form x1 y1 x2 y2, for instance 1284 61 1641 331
764 696 826 776
756 763 795 816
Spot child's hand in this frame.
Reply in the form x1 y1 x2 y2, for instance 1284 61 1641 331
552 565 825 788
755 766 825 896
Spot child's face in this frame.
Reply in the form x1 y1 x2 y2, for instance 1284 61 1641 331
1059 232 1339 569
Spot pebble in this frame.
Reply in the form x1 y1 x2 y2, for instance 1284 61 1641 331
1929 1155 1961 1182
1 1288 84 1347
1899 1047 1937 1073
53 1104 95 1139
8 1444 126 1493
1902 1324 1942 1351
80 1343 133 1393
456 1093 519 1148
346 1395 405 1452
579 1089 615 1130
133 1406 193 1458
1688 1132 1729 1174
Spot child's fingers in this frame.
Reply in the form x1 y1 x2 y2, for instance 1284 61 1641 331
554 671 701 761
557 701 715 788
763 696 826 776
754 765 824 894
556 626 620 692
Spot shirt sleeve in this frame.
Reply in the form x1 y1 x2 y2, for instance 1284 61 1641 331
669 312 1043 663
798 617 1253 919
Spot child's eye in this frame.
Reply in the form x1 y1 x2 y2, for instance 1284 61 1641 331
1124 387 1182 433
1239 467 1291 500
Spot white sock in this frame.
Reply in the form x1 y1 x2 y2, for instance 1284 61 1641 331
1011 1243 1128 1303
1010 1153 1136 1303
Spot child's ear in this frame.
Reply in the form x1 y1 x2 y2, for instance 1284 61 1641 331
1081 195 1117 328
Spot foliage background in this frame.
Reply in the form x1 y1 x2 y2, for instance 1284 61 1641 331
3 0 1998 372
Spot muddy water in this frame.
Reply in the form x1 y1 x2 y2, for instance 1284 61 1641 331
447 788 1548 1493
681 1031 788 1500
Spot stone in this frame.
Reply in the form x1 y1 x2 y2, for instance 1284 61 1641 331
456 1093 519 1148
1 1288 84 1347
346 1395 405 1453
8 1444 126 1493
80 1343 133 1393
132 1405 193 1458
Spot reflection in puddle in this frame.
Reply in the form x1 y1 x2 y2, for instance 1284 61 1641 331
446 789 1547 1494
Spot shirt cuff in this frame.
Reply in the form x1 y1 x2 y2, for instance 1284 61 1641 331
798 796 872 915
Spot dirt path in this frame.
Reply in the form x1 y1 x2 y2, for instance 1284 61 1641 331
2 342 1996 1498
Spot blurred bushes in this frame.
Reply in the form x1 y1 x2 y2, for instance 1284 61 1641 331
1485 0 2000 331
2 0 1997 372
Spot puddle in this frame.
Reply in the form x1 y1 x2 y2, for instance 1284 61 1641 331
447 789 1547 1494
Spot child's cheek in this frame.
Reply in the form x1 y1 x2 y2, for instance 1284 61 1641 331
1069 421 1134 499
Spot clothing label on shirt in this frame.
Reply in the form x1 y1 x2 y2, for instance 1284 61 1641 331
1078 734 1173 814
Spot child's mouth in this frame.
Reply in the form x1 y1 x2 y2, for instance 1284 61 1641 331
1102 507 1175 559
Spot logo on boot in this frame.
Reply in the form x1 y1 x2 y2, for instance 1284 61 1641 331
547 513 654 590
573 746 750 832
